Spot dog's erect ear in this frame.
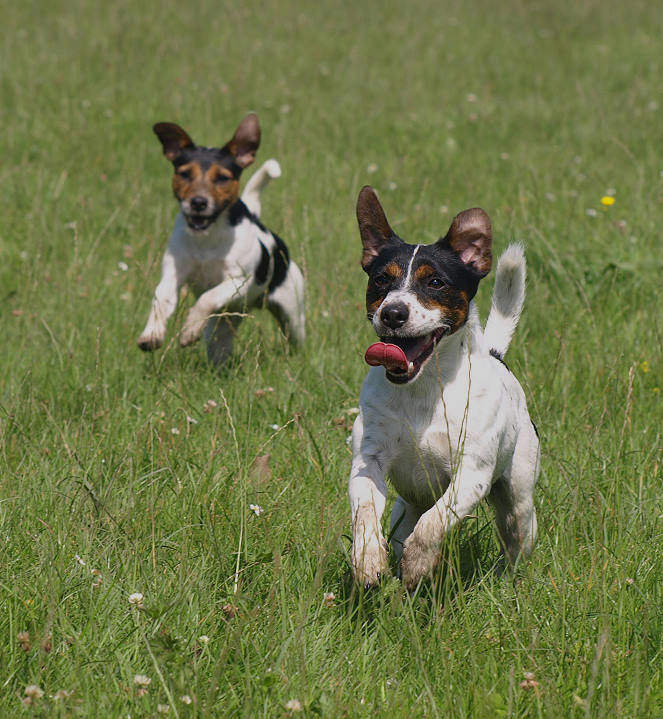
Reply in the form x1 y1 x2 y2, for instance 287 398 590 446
440 208 492 277
225 113 261 168
357 186 399 270
153 123 195 161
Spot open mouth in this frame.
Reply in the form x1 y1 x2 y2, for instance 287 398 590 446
364 327 448 384
184 213 217 231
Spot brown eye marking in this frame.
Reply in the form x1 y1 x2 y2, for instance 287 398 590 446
384 262 403 279
419 290 469 331
207 165 234 183
366 296 383 316
414 264 434 280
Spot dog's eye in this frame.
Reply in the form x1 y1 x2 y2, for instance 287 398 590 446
177 170 191 180
428 277 444 289
214 176 230 184
374 273 391 287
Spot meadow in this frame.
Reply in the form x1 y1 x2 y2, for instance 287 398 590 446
1 0 662 716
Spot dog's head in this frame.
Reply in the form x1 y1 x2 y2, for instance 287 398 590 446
357 186 492 385
153 114 260 232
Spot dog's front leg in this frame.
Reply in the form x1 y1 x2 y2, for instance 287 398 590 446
138 250 188 351
401 460 493 591
348 418 390 587
179 275 250 347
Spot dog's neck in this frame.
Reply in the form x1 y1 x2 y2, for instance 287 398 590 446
407 302 482 394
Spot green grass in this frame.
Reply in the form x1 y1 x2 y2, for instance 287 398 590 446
1 0 662 715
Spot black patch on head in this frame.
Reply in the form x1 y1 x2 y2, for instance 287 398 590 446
413 243 483 302
172 146 242 176
255 241 270 285
365 241 411 315
268 233 290 292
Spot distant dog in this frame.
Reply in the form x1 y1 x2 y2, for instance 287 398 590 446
138 114 305 364
348 187 539 590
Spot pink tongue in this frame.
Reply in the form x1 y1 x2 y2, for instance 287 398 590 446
364 342 408 372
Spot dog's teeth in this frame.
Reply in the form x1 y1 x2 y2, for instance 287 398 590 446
408 362 414 373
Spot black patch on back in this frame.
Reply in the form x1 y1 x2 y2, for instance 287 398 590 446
227 199 268 231
530 419 540 438
255 241 270 285
269 233 290 292
489 347 511 372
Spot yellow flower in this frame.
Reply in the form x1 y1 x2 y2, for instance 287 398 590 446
640 360 650 373
601 196 615 206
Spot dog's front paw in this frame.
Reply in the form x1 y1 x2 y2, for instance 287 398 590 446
351 535 389 588
180 311 207 347
400 532 440 592
137 330 164 352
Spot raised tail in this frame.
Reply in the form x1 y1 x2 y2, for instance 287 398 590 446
241 159 281 217
483 243 526 359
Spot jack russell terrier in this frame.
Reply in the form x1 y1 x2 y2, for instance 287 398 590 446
138 114 305 364
349 186 539 591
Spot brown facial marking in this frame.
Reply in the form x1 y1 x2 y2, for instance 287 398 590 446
366 296 383 317
384 262 403 279
414 264 434 281
419 290 469 333
171 162 240 208
172 162 203 201
206 164 240 208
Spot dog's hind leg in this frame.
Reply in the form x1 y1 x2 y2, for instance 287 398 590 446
488 424 539 566
266 260 306 345
203 313 244 366
389 496 422 572
241 159 281 217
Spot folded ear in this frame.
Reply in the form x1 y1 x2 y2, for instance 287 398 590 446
225 113 260 168
357 186 399 270
441 207 492 276
153 123 195 161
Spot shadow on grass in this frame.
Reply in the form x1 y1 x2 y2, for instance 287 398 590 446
337 520 509 630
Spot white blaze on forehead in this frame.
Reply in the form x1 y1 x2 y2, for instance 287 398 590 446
404 245 421 287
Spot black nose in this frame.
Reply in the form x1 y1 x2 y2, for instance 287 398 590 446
381 302 409 329
190 196 208 212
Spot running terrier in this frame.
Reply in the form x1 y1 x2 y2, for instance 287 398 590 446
349 186 539 590
137 114 305 364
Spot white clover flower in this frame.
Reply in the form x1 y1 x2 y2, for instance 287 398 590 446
157 704 169 714
128 592 144 607
186 415 198 425
171 427 180 435
24 685 44 700
585 208 598 217
249 504 264 517
133 674 151 687
180 695 193 705
323 591 336 607
74 554 86 566
198 635 210 645
118 261 129 272
285 698 302 712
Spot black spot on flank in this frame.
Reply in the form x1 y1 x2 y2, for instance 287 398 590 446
268 233 290 292
489 347 510 371
227 199 267 231
531 419 540 438
255 241 270 285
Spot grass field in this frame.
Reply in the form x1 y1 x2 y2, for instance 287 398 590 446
1 0 662 716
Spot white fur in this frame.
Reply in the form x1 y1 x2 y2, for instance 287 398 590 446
138 161 305 362
349 245 539 589
484 242 526 359
241 159 281 217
